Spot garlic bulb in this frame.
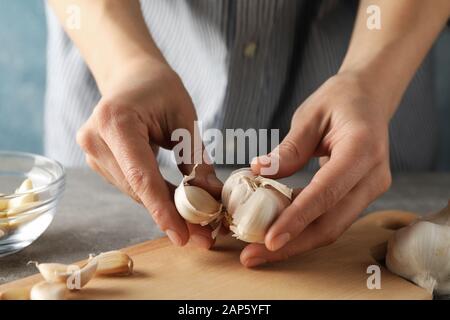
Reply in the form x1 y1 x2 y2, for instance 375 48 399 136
174 167 293 243
174 165 223 226
222 168 292 243
386 201 450 295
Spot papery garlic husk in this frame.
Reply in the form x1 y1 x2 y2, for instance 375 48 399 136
222 168 292 243
174 165 223 226
30 259 98 290
90 250 134 276
0 287 31 300
30 281 67 300
386 201 450 295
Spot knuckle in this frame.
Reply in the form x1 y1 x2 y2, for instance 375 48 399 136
124 167 150 196
150 205 165 227
95 100 136 135
76 128 97 156
310 180 340 212
279 139 301 159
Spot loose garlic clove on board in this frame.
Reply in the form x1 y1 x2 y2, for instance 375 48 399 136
222 168 292 243
91 250 134 276
174 165 223 226
386 201 450 295
30 259 98 290
30 281 67 300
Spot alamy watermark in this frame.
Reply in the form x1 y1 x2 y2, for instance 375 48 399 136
171 121 280 175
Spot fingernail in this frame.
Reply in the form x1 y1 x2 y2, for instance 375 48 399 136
166 229 182 246
251 155 271 167
190 234 212 249
206 174 223 188
270 233 290 251
245 257 267 268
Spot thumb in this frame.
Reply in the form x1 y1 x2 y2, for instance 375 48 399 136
251 117 321 178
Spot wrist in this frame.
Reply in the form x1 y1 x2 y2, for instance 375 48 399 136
98 54 170 95
336 65 401 121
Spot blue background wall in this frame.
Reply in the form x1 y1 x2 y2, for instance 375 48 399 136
0 1 449 169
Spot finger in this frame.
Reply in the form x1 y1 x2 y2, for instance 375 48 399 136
251 108 322 178
241 163 391 267
78 127 142 202
187 223 215 249
97 104 189 246
265 138 376 251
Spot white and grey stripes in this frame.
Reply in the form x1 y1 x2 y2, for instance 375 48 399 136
44 0 438 171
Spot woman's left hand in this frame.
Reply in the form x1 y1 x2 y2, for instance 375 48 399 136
242 72 393 267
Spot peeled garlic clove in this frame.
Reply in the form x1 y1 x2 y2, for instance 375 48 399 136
174 165 223 226
230 188 290 243
0 195 8 212
92 250 134 276
15 179 34 193
8 179 37 209
30 281 67 300
0 287 31 300
6 201 41 217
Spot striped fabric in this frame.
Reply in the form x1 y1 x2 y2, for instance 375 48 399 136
44 0 438 172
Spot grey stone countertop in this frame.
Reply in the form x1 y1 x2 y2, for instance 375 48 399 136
1 168 449 288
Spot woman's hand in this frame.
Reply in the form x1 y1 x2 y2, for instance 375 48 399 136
76 58 222 249
245 72 393 267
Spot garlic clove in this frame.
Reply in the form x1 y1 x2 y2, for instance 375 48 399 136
0 287 31 300
31 259 98 290
6 201 41 217
230 188 290 243
8 178 38 209
0 197 8 212
174 167 223 226
15 178 34 193
30 281 67 300
31 262 74 283
221 168 255 205
256 177 293 200
91 250 134 276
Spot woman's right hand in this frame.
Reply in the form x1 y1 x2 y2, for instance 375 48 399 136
76 58 223 249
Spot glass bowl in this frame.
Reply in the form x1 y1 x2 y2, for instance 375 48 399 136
0 151 65 257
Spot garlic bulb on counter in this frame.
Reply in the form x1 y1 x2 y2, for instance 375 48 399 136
386 201 450 295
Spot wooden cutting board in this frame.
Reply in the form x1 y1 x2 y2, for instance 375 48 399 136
0 210 431 300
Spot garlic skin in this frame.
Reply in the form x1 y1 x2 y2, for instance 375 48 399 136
174 166 223 226
222 168 292 243
386 201 450 295
30 281 67 300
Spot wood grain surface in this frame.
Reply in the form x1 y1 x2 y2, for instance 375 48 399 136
0 210 431 300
